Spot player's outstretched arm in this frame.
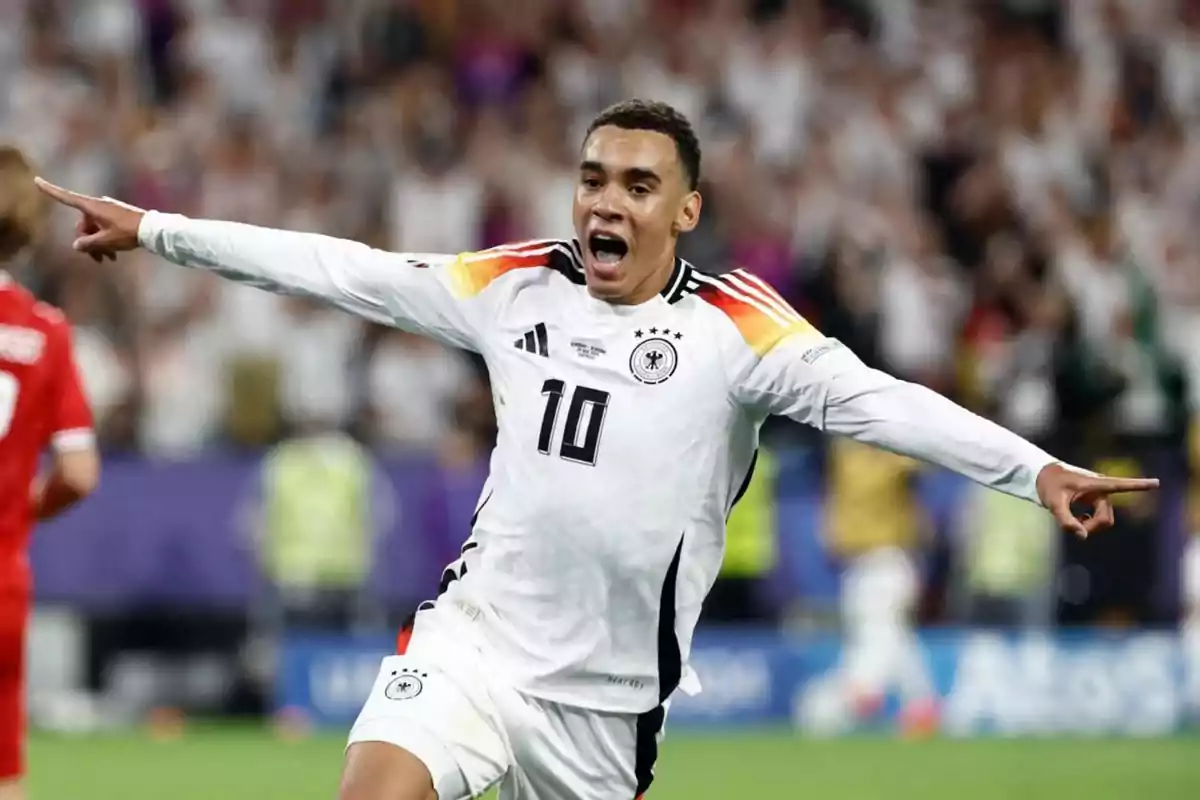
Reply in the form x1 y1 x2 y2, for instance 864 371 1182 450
815 355 1155 538
727 316 1157 539
33 179 487 350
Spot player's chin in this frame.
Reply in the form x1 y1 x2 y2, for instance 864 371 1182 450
583 260 627 296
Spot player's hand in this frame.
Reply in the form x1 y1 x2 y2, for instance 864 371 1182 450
33 178 146 263
1036 462 1159 539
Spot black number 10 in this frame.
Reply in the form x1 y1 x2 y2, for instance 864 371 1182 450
538 379 610 466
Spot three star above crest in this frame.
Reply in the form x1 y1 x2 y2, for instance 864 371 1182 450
633 328 683 339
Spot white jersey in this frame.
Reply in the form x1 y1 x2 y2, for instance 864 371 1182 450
139 214 1059 714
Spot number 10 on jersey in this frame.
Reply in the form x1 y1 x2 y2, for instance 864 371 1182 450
537 379 610 466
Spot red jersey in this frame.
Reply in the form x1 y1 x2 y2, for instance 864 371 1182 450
0 275 93 588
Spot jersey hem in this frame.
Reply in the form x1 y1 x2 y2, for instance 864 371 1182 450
496 678 669 716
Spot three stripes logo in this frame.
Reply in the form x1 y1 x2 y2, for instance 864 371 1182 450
514 322 550 357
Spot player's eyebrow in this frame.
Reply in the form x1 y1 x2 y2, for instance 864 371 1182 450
622 167 661 186
579 161 662 186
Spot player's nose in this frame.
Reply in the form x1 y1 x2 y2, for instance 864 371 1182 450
591 206 623 223
590 195 624 222
589 184 627 221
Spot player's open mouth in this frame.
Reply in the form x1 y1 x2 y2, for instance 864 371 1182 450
587 233 629 268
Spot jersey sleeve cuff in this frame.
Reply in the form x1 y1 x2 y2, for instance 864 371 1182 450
137 210 189 251
52 428 96 452
1011 450 1059 506
136 209 161 249
1017 454 1104 506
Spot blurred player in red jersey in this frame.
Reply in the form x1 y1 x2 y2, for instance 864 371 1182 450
0 146 98 800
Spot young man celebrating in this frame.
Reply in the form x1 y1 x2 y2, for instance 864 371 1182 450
37 100 1155 800
0 146 99 800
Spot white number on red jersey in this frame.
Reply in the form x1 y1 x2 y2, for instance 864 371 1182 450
0 370 17 439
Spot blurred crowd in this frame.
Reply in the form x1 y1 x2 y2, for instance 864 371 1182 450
3 0 1200 473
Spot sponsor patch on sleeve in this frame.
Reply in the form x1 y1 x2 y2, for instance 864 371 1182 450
800 339 844 365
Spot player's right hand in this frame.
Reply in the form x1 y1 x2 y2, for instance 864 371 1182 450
33 178 146 263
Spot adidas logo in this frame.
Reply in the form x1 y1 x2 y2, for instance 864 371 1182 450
514 322 549 357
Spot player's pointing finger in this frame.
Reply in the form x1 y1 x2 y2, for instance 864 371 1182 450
33 177 96 211
1086 476 1160 493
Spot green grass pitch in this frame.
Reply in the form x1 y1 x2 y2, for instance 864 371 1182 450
27 727 1198 799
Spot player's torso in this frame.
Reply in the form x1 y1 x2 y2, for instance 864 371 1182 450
0 284 61 573
454 264 755 705
485 279 733 541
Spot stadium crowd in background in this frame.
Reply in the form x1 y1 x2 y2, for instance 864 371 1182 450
3 0 1199 628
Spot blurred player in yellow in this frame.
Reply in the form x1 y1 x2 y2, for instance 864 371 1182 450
825 440 936 735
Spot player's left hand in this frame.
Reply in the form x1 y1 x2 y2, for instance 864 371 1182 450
1036 462 1159 538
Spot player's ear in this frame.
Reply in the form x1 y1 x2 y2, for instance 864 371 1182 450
673 191 702 235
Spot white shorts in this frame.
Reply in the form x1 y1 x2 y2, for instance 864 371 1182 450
348 603 665 800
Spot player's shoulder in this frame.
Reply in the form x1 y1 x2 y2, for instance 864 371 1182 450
682 267 817 356
27 300 72 345
451 238 585 298
0 286 63 367
0 279 66 329
31 300 67 327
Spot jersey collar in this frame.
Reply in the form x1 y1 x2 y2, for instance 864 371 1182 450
660 257 701 304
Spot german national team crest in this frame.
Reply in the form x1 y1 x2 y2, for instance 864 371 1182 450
630 328 680 385
384 668 427 701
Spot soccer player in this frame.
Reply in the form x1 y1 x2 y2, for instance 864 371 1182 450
0 146 99 800
37 100 1156 800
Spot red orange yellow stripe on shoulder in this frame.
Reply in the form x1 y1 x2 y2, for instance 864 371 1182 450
448 239 566 297
695 269 817 356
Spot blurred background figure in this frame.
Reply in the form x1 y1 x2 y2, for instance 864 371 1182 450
836 547 937 737
824 440 936 734
245 414 385 718
954 480 1059 630
701 448 779 626
1186 529 1200 640
254 425 379 634
0 143 99 800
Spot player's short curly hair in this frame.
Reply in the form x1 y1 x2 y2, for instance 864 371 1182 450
585 99 701 191
0 146 45 262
